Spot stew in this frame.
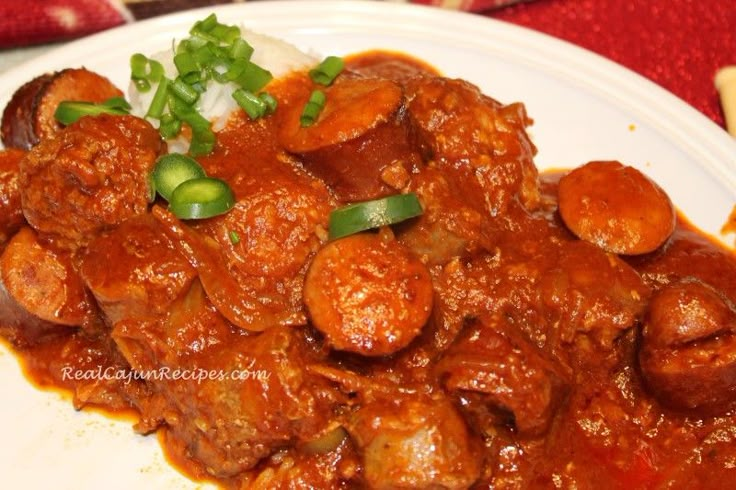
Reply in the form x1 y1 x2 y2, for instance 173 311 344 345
0 47 735 489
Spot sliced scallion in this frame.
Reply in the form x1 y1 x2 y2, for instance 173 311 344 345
328 193 424 240
300 90 326 127
309 56 344 86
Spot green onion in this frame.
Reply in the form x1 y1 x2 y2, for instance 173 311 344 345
54 98 131 125
130 53 164 93
300 90 326 127
146 77 170 119
328 193 424 240
259 92 278 113
101 97 132 111
232 89 266 119
235 62 272 92
170 78 200 105
229 230 241 244
229 38 253 60
151 153 207 201
309 56 344 86
169 177 235 219
173 52 198 78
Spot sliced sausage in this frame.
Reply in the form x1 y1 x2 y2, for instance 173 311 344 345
558 160 676 255
278 76 419 201
639 279 736 414
0 226 98 331
347 392 482 489
79 214 197 325
20 114 162 249
303 232 433 356
0 148 26 247
435 317 568 436
1 68 123 149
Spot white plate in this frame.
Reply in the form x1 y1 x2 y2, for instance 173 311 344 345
0 1 735 488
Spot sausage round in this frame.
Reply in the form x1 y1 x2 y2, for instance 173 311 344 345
639 279 736 413
20 114 162 248
0 148 26 247
303 232 433 356
558 160 676 255
1 68 123 149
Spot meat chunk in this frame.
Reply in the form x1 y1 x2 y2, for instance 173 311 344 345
304 232 434 356
405 77 540 215
558 161 675 255
0 227 98 341
347 392 482 489
0 148 26 247
639 279 736 413
279 76 420 201
153 206 308 332
79 214 196 325
1 68 123 149
113 306 340 478
539 240 650 348
435 317 568 436
20 114 162 249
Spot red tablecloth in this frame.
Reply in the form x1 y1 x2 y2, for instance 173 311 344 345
1 0 733 128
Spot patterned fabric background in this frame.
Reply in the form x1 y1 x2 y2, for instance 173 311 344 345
0 0 528 48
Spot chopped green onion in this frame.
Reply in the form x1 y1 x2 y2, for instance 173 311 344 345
259 92 278 113
159 114 182 139
309 56 344 86
152 153 207 201
173 52 198 78
300 90 326 127
130 53 164 93
170 78 200 105
169 177 235 219
146 77 170 119
54 98 131 125
235 62 272 92
229 230 241 244
232 89 267 119
131 13 278 156
229 38 253 60
328 193 424 240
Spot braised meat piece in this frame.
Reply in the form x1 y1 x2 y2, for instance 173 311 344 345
113 293 342 478
79 214 197 325
436 317 568 436
20 114 162 249
404 77 540 215
347 392 482 489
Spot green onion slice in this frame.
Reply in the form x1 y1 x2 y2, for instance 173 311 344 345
300 90 326 127
328 193 424 240
169 177 235 220
151 153 207 201
309 56 344 86
54 98 131 125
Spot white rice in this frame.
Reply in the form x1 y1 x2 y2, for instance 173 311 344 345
128 28 317 153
